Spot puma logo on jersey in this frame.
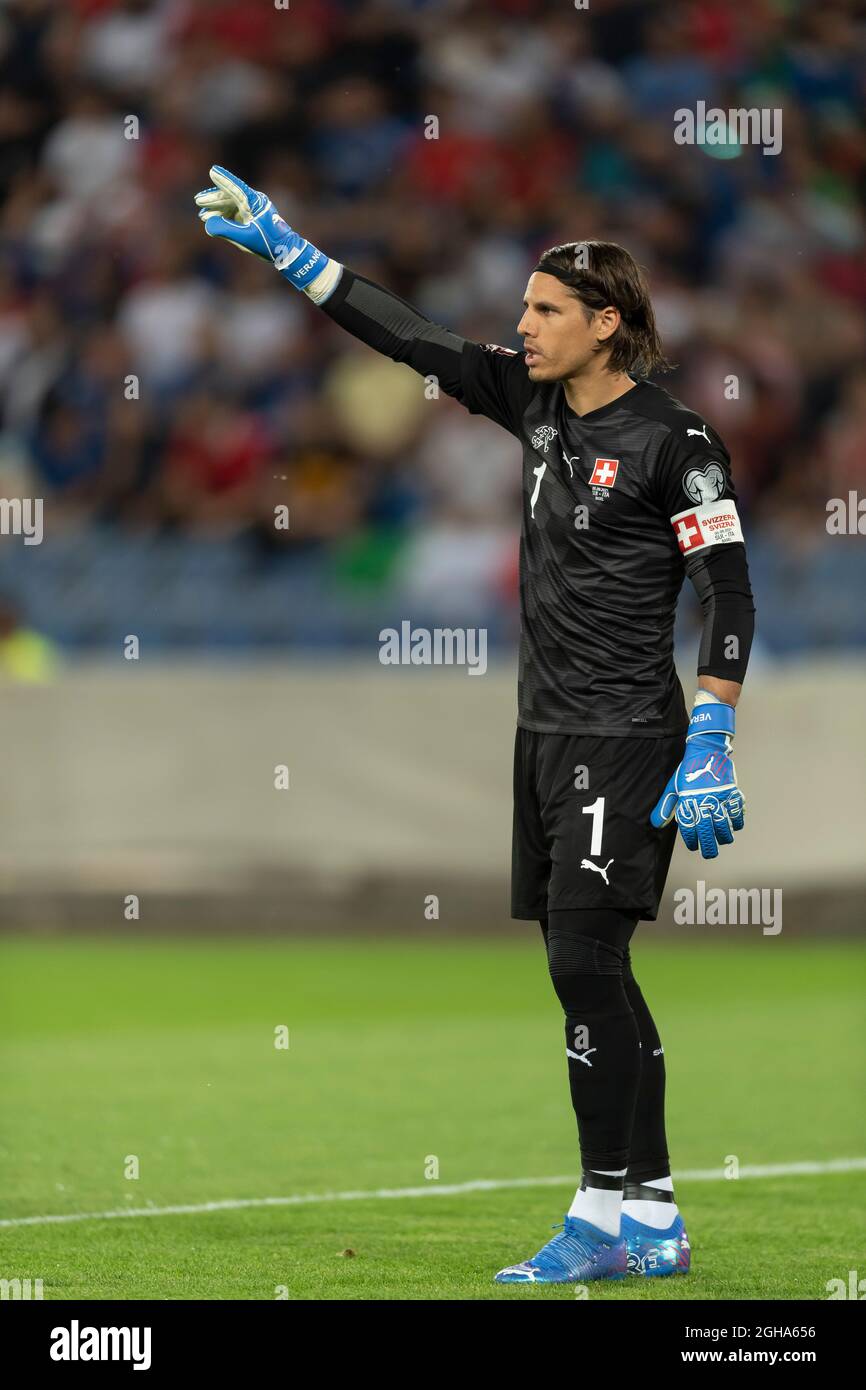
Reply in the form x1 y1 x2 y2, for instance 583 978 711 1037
686 425 712 443
580 857 614 885
566 1047 597 1066
562 449 580 477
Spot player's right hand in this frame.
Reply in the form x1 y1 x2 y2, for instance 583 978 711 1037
194 166 328 291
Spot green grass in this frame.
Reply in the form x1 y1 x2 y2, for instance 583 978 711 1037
1 936 864 1300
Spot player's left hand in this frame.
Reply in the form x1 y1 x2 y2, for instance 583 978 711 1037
650 695 744 858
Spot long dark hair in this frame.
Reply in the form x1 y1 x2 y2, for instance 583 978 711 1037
535 241 672 375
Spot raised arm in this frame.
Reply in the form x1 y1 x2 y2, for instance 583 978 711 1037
195 166 533 435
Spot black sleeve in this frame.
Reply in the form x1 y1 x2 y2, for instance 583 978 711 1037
649 414 754 681
686 542 756 684
650 417 739 523
320 268 533 437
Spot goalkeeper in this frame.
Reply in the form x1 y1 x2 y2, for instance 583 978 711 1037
196 167 755 1285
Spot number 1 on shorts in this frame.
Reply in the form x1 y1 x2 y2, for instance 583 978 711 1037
582 796 605 856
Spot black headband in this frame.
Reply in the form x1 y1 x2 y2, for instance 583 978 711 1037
531 261 623 317
531 262 577 282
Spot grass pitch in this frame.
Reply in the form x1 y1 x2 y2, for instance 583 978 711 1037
1 934 864 1300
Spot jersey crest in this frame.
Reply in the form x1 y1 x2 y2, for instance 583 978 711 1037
531 425 558 453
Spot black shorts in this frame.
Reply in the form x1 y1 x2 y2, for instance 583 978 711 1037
511 727 684 922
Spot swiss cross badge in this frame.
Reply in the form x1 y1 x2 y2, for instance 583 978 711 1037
589 457 619 501
673 511 703 552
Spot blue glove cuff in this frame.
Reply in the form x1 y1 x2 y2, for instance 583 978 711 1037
686 700 735 741
275 240 329 290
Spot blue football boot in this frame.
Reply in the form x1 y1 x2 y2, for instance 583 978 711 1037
495 1214 627 1284
622 1211 691 1276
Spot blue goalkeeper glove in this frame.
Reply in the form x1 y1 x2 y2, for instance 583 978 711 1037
650 692 744 858
194 165 341 301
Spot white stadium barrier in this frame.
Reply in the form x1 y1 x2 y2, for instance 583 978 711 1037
1 661 863 933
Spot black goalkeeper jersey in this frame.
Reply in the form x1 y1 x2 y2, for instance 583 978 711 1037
455 344 746 736
322 270 751 739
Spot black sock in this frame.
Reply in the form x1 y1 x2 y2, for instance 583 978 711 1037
546 910 641 1171
622 948 670 1183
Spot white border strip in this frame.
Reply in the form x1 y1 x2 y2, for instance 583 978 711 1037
2 1157 864 1230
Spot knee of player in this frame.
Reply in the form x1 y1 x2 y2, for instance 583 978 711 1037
547 932 627 1008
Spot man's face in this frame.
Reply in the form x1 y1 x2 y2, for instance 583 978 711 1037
517 272 611 381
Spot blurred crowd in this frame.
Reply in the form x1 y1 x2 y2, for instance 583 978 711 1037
0 0 864 638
